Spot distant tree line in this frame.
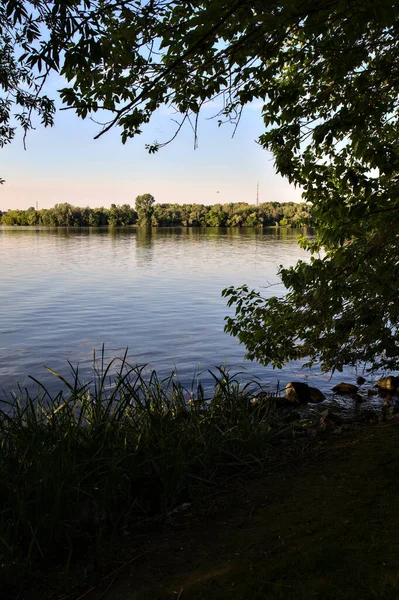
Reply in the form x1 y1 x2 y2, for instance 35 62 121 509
0 197 311 228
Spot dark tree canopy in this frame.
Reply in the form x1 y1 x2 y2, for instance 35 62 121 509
2 0 399 371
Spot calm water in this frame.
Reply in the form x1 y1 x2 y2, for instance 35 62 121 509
0 226 381 408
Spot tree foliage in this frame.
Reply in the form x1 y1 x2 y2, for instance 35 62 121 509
0 200 308 228
0 0 56 169
2 0 399 371
135 193 155 226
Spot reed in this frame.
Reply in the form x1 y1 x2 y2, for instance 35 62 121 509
0 350 281 595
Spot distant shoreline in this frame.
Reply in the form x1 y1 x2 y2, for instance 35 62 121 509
0 200 311 228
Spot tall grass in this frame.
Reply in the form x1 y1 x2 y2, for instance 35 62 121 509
0 351 280 595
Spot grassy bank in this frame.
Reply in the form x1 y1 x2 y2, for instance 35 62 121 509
0 354 282 597
92 421 399 600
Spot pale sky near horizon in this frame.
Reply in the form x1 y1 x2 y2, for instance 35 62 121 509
1 82 302 211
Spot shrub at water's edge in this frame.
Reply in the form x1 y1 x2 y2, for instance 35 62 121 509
0 354 282 595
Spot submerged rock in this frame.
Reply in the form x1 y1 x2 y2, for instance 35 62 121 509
285 382 310 404
309 387 326 403
376 376 399 391
332 382 359 394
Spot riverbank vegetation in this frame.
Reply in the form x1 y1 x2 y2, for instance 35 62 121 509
2 354 399 599
0 200 310 228
0 356 283 597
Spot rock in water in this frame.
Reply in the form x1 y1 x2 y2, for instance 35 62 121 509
356 376 366 385
332 382 359 394
376 376 399 391
309 387 326 403
285 381 311 404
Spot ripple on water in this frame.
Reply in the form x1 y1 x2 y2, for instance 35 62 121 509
0 227 388 407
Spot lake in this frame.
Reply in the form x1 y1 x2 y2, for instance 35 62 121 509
0 226 380 406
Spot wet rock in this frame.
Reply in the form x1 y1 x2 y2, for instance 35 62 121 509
376 376 399 391
332 382 359 394
285 382 312 404
351 393 364 402
356 376 366 385
284 382 324 404
309 387 326 403
367 389 378 397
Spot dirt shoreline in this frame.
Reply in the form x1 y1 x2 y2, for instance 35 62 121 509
70 421 399 600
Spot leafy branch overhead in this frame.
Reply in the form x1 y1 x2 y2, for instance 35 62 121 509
2 0 399 371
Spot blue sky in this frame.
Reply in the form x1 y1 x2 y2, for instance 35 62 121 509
1 82 302 211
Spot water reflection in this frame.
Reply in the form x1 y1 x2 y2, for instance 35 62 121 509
135 227 154 265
